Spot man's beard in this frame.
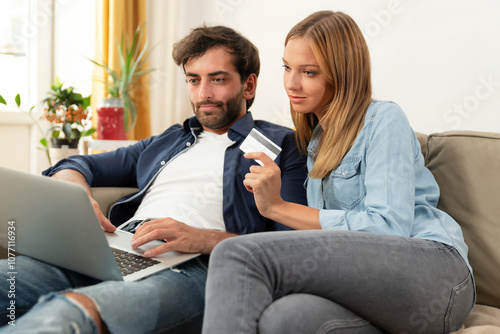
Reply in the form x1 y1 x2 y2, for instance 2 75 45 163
191 87 245 130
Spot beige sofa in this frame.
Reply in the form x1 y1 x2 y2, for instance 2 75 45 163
90 131 500 333
416 131 500 333
1 130 498 332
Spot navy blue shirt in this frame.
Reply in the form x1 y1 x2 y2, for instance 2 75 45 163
43 113 308 235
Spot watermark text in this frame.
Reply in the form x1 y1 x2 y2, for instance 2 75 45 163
6 220 17 327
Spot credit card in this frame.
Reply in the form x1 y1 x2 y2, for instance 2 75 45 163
239 128 282 165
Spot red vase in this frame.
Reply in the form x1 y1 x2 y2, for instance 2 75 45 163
96 98 127 140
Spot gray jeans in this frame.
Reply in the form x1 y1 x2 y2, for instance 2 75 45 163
202 230 475 334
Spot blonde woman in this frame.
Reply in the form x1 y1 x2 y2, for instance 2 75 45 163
202 11 475 334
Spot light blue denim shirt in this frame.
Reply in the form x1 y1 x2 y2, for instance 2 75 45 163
306 100 471 272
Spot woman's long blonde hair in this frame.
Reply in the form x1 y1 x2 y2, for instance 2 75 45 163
286 11 372 179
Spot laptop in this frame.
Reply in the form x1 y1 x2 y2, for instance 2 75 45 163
0 165 200 282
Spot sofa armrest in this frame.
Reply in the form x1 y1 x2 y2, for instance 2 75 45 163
425 131 500 309
90 187 139 217
414 131 428 157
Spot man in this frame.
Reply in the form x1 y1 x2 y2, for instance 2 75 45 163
0 26 307 333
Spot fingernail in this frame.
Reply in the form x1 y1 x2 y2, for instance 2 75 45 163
131 241 137 248
144 251 151 257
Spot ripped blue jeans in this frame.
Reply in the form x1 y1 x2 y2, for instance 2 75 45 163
0 255 208 333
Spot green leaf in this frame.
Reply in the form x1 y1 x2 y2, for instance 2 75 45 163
0 95 6 105
15 94 21 107
82 95 91 110
72 128 81 140
81 128 96 137
40 138 48 148
62 122 73 139
72 92 83 102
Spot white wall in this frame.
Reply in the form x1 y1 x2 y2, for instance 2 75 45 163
3 1 499 173
150 0 500 134
53 0 95 97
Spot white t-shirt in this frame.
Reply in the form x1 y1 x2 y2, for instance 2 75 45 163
131 131 235 231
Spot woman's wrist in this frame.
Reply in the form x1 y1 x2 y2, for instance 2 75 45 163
267 200 322 230
266 199 288 223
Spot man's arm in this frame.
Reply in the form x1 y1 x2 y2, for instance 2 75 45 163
42 137 152 188
130 218 238 256
51 169 116 232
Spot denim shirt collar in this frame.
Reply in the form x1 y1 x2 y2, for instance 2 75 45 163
307 125 323 159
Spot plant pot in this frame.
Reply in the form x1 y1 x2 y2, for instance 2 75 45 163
50 137 79 149
97 98 127 140
49 138 80 165
49 147 80 165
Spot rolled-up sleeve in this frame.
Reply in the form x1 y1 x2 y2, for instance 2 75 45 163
42 139 150 187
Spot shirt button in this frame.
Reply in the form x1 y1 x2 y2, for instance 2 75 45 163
161 161 166 166
186 142 191 147
342 170 348 176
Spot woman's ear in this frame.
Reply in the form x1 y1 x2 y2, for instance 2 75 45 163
243 73 257 100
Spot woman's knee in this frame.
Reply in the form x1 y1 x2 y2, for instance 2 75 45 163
211 233 275 266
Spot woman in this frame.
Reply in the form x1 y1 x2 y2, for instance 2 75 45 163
202 11 475 334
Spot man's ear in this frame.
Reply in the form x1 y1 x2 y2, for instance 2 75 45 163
243 73 257 100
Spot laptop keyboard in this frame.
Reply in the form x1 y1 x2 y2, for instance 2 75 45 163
111 248 161 277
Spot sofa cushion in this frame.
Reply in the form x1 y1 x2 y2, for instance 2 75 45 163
425 131 500 309
452 304 500 333
91 187 139 216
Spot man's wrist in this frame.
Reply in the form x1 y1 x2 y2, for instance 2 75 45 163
52 169 94 200
201 230 238 254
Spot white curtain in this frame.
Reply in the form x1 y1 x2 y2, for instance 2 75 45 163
147 0 193 135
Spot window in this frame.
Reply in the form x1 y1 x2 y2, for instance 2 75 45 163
0 0 94 173
0 0 31 110
0 0 95 111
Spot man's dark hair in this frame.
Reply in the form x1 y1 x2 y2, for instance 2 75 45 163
172 25 260 109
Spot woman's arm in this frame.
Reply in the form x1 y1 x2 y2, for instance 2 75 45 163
244 103 420 234
243 152 321 230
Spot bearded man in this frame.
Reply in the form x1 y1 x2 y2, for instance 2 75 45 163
0 25 307 334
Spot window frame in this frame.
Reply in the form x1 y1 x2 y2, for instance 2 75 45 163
0 0 54 173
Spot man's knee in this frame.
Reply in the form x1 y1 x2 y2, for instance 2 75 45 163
64 292 109 334
1 293 101 334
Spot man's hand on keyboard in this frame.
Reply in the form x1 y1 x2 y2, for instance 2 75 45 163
130 218 237 256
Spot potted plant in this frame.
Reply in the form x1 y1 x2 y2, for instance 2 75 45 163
1 82 94 165
41 77 95 163
90 24 154 139
1 78 94 166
